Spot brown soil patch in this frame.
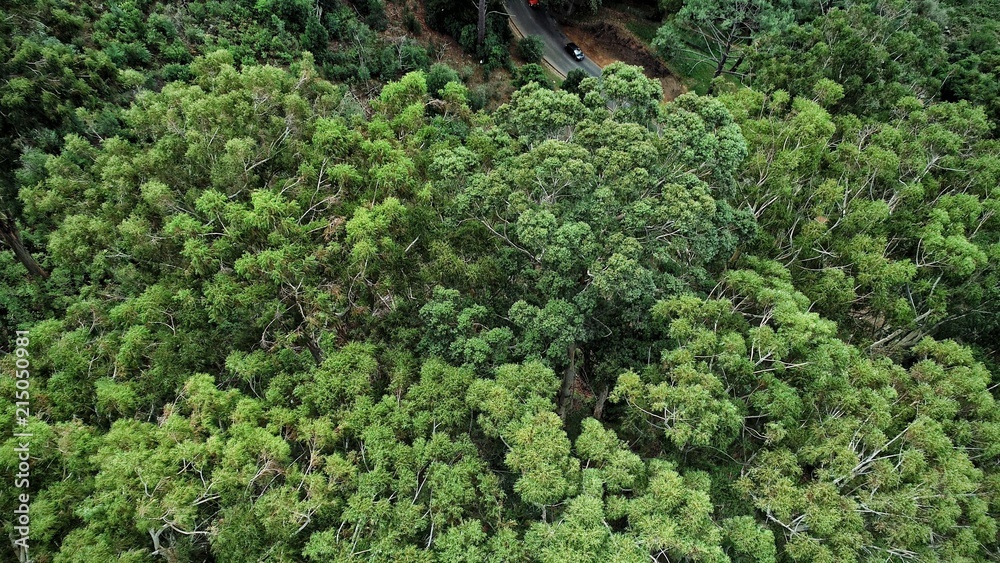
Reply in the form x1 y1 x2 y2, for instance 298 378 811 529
580 21 687 101
563 19 684 101
383 1 474 68
658 75 686 102
562 25 617 68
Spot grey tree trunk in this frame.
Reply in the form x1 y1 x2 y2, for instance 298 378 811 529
558 343 576 418
477 0 487 46
593 385 609 420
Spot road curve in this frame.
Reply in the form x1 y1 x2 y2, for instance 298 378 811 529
506 0 603 80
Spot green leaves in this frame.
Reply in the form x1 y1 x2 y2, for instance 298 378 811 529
506 411 580 511
346 197 407 266
374 71 428 119
721 84 1000 352
582 62 663 124
750 5 947 118
404 359 476 432
575 418 643 492
494 83 590 145
418 287 513 368
298 342 378 415
614 362 743 449
654 0 791 92
628 461 727 562
2 8 998 561
658 93 748 190
509 300 585 363
467 361 560 435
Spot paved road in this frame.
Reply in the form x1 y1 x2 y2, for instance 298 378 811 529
506 0 603 79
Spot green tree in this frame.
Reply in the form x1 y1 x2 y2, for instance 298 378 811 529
300 15 330 61
578 62 663 123
514 63 552 89
749 4 948 117
518 35 545 64
426 63 461 97
561 68 588 97
455 78 750 416
654 0 791 92
719 86 1000 353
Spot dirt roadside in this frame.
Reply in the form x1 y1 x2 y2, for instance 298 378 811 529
562 18 685 101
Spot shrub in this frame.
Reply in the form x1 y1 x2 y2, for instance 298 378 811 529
163 63 192 82
300 15 330 61
364 0 389 31
514 63 550 89
427 63 461 97
517 35 544 63
404 5 421 35
399 41 431 72
561 68 588 95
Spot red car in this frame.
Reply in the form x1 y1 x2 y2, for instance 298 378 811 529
528 0 539 7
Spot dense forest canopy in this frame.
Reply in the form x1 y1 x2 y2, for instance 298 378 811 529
1 0 998 561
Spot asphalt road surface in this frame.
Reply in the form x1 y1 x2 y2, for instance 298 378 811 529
506 0 603 79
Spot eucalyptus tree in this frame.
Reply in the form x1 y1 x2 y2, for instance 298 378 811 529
614 258 1000 561
749 3 948 117
446 71 750 415
719 85 1000 352
653 0 791 92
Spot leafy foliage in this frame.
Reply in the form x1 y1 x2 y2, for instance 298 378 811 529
518 36 545 64
0 2 999 562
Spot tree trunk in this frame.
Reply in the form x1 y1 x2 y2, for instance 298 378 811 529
477 0 487 47
713 48 730 80
148 527 164 555
304 334 323 366
558 343 576 419
727 51 746 75
707 21 739 95
0 214 48 279
706 46 731 95
592 385 609 420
